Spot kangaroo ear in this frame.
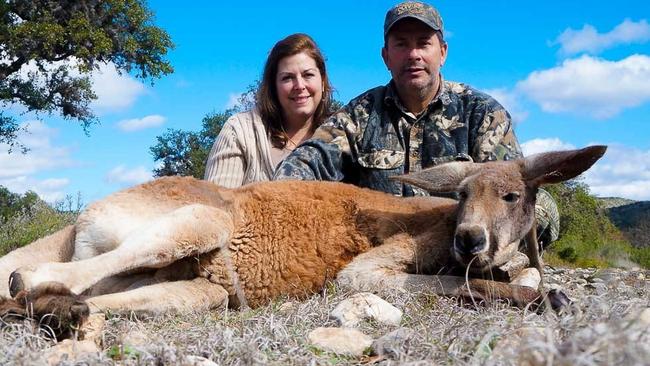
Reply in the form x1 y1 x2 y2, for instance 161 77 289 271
390 161 480 193
521 145 607 186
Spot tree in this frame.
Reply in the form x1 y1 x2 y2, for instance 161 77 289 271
149 112 230 179
0 0 174 151
150 84 257 178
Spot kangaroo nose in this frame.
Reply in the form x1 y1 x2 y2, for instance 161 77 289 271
454 224 487 256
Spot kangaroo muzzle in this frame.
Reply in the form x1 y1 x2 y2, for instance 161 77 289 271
454 224 488 258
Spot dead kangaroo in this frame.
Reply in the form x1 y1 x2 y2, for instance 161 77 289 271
0 146 606 339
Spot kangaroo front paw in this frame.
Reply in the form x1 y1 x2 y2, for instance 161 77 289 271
13 282 90 340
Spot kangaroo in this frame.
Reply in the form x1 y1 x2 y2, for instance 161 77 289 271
0 146 606 339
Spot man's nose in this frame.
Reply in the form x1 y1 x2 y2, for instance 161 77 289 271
407 47 421 60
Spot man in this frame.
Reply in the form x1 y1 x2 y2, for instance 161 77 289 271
275 1 559 247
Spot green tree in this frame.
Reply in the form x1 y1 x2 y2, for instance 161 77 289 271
150 111 233 179
544 180 646 268
0 186 38 222
0 185 80 255
150 84 257 178
0 0 174 151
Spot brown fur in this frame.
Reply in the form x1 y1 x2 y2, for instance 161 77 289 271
0 146 607 339
0 282 87 340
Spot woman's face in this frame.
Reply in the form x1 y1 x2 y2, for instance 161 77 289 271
275 52 323 127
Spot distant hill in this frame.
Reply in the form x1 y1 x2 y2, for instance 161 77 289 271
600 198 650 249
598 197 637 209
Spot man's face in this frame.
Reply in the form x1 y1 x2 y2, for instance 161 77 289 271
382 18 448 101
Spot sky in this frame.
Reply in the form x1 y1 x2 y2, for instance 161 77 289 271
2 0 650 205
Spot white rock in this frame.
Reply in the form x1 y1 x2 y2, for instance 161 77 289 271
82 313 106 346
371 327 416 358
626 307 650 327
183 355 220 366
639 307 650 325
45 339 99 365
308 327 373 356
490 327 548 366
277 301 297 313
121 329 152 348
330 292 402 327
510 268 541 289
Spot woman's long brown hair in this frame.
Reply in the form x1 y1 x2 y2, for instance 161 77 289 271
256 33 333 149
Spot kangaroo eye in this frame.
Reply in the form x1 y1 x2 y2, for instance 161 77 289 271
503 192 520 203
458 191 468 200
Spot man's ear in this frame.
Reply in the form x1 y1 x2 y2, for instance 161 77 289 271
440 40 448 66
381 46 389 69
390 161 480 193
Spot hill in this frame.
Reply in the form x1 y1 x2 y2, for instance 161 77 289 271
606 200 650 249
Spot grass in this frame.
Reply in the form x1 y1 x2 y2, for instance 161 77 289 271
1 267 648 365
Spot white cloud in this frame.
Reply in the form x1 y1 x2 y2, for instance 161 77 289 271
2 58 145 114
105 165 152 186
0 176 70 202
517 54 650 118
90 63 146 112
583 144 650 201
0 121 76 202
521 138 576 156
483 88 529 123
0 121 75 178
521 139 650 201
554 19 650 55
117 114 166 132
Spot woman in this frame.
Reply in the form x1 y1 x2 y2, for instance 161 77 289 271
204 33 334 188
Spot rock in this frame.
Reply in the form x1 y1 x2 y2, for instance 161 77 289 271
277 301 297 313
371 327 416 359
330 292 402 327
82 313 106 346
625 307 650 327
593 269 621 284
490 327 548 366
183 355 220 366
510 268 541 289
119 328 156 354
639 307 650 326
496 252 530 281
45 339 99 365
308 327 373 356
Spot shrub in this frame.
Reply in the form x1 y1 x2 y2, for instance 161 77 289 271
0 189 81 256
544 181 646 269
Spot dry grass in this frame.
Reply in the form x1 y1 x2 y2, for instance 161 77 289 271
1 268 649 365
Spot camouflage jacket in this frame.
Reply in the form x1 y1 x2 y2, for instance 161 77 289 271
275 79 522 196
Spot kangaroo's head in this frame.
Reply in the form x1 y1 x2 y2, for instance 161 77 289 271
393 145 607 272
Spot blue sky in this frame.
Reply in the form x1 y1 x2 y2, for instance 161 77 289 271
2 1 650 204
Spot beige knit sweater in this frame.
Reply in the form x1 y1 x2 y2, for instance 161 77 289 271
204 110 281 188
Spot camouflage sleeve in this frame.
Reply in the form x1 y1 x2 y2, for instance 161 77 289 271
274 108 356 181
471 96 523 162
535 188 560 247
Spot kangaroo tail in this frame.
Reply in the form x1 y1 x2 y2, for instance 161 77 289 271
0 225 76 297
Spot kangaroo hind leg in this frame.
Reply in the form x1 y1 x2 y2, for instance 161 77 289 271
10 204 233 296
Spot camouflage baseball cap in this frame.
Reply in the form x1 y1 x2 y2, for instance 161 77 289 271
384 1 443 36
